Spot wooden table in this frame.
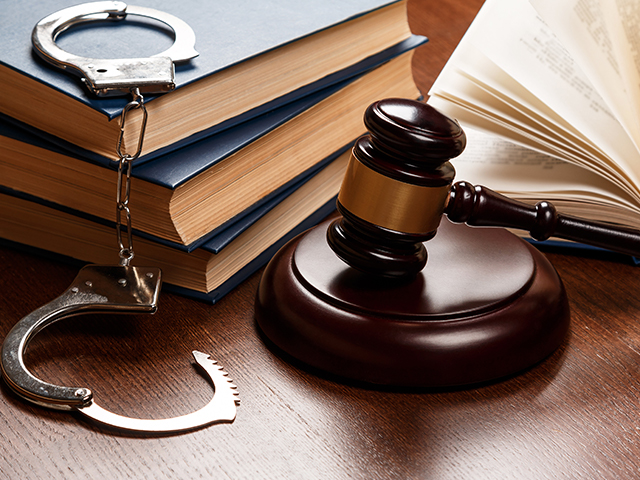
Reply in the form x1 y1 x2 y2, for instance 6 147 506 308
3 0 640 478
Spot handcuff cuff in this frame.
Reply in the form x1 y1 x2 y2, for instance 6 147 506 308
1 2 240 433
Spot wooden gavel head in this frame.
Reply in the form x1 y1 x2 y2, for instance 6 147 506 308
327 98 466 278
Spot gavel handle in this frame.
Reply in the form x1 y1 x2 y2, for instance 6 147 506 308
445 181 640 258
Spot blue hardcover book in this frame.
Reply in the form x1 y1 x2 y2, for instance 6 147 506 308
524 238 640 265
0 198 337 304
0 0 416 160
0 142 351 252
0 199 338 304
1 45 423 247
0 148 352 303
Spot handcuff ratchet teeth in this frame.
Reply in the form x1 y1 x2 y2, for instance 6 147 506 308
31 0 199 96
1 3 239 434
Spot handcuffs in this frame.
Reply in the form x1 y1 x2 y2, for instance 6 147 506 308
1 2 239 434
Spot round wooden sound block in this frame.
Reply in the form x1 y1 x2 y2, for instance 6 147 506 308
255 219 570 387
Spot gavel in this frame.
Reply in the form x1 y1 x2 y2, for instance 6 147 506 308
255 98 635 387
327 98 640 278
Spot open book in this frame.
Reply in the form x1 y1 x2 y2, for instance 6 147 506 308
428 0 640 232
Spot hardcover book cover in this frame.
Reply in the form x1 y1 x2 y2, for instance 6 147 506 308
0 0 416 158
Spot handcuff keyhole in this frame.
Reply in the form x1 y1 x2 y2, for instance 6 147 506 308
97 68 107 73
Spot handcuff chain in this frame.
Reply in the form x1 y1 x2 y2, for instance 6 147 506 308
116 87 148 266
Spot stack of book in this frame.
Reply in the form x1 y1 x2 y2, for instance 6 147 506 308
0 0 425 302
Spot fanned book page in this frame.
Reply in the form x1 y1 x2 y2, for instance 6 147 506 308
531 0 640 157
428 0 640 232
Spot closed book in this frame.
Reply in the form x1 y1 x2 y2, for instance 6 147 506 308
0 141 347 253
1 0 416 160
0 148 351 303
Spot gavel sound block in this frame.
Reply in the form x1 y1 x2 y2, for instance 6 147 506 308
255 99 640 387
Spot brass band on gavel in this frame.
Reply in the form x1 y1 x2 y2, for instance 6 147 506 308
337 152 451 235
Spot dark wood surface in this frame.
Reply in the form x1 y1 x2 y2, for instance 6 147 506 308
2 0 640 478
